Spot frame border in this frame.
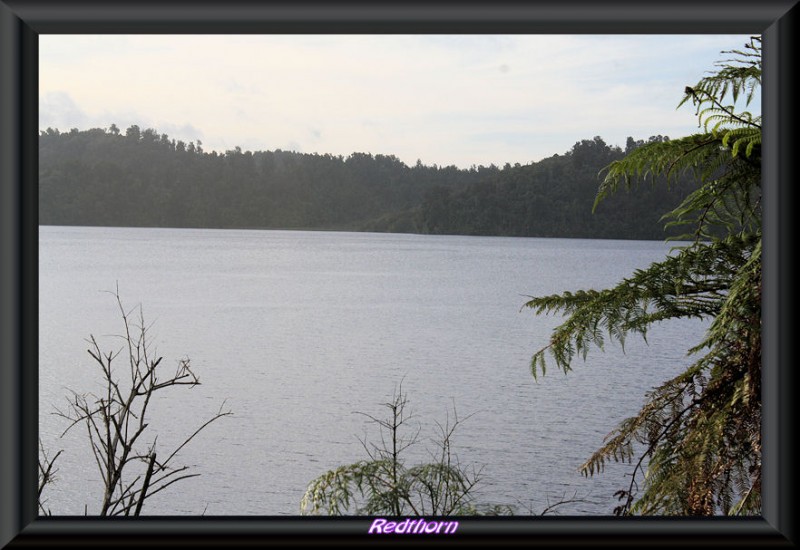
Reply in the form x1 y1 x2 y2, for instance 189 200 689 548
1 1 797 547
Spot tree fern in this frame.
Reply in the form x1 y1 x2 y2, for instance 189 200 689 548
300 387 511 516
525 38 761 516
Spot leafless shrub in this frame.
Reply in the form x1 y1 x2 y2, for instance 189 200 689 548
40 287 231 516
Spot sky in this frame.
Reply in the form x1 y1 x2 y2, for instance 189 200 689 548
39 34 758 169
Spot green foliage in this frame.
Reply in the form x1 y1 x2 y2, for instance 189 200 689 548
390 137 700 240
40 126 696 240
300 386 514 516
38 130 480 231
525 38 762 515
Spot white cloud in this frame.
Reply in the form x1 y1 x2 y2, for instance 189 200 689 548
39 91 91 130
39 34 757 168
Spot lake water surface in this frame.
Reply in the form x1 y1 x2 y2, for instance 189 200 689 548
39 226 707 515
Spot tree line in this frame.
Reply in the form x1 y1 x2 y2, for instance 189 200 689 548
40 127 697 240
39 36 763 518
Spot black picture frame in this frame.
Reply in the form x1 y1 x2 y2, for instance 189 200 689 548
1 1 797 546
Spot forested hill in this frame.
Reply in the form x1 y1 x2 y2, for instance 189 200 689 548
40 126 697 240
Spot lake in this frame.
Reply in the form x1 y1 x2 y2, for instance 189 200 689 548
38 225 707 515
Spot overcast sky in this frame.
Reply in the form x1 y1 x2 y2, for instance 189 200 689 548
39 34 757 169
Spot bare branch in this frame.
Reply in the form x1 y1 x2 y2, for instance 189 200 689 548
45 288 232 516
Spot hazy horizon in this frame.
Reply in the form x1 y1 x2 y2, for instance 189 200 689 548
39 34 759 170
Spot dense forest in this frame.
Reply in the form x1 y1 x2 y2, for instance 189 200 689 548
40 126 698 240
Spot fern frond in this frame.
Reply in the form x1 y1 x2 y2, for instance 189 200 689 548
596 135 717 209
525 235 755 379
528 36 762 515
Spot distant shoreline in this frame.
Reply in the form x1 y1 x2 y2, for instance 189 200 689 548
38 224 686 244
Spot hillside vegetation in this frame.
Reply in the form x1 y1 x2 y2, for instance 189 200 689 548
40 127 695 240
